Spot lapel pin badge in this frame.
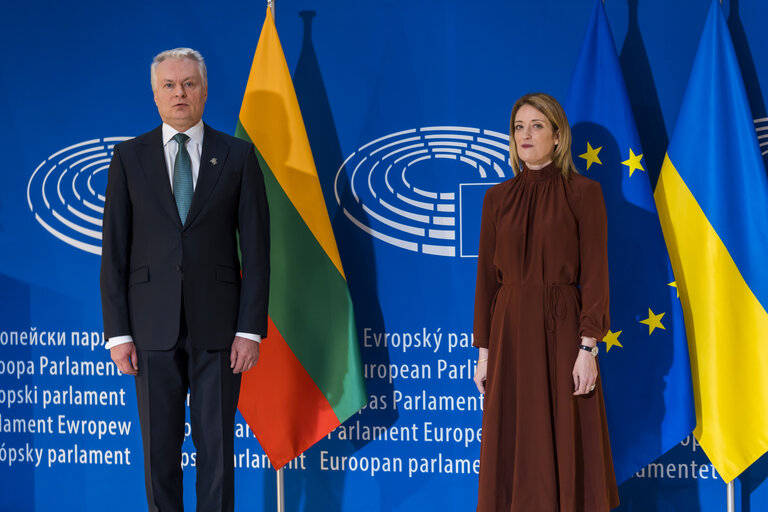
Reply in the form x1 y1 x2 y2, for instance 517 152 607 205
210 157 218 166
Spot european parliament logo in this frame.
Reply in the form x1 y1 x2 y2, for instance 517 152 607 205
334 126 509 258
756 116 768 156
27 137 131 255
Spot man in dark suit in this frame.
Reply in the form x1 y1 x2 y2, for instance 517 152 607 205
100 47 269 511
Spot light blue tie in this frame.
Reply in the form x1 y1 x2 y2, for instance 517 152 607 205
172 133 193 223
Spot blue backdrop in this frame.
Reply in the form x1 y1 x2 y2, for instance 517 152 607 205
1 0 767 510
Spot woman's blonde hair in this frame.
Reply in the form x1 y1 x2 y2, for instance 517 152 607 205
509 92 577 178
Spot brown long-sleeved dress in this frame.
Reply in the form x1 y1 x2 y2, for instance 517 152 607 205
473 162 619 511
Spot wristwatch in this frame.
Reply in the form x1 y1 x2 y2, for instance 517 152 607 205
579 344 598 357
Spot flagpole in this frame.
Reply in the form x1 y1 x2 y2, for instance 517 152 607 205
713 0 736 493
267 0 285 500
718 1 734 511
727 479 735 512
276 466 285 512
719 0 735 482
264 0 285 496
263 0 285 491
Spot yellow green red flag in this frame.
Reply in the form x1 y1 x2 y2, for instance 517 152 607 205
235 7 367 470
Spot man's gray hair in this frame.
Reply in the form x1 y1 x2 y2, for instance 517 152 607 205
150 48 207 91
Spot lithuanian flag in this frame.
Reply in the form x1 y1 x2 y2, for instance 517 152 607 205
235 8 367 470
654 0 768 483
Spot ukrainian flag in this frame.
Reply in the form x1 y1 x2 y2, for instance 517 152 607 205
654 0 768 483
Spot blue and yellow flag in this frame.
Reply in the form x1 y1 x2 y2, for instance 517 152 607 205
654 0 768 483
564 0 695 484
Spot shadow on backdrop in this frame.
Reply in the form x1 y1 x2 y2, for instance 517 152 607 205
289 10 396 511
619 0 667 188
0 183 4 233
727 0 768 171
740 450 768 512
616 438 713 512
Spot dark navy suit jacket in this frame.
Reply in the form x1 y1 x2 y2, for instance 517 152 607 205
100 123 270 350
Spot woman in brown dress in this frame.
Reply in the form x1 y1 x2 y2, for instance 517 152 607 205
473 93 619 511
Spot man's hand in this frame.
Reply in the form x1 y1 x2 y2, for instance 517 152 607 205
230 336 260 374
111 342 138 376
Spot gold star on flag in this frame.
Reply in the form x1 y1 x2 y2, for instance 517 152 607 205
579 142 602 170
668 281 679 298
601 329 623 352
639 308 666 335
621 148 645 177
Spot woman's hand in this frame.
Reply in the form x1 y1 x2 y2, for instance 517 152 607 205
474 348 489 394
573 337 598 396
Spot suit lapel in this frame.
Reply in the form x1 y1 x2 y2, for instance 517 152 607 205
185 123 229 227
137 126 183 227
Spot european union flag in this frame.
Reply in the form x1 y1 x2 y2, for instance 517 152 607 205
654 0 768 483
564 0 695 484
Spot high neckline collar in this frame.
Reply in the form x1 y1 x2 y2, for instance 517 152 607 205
520 161 560 181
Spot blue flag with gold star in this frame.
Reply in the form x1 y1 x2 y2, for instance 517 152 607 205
564 0 695 484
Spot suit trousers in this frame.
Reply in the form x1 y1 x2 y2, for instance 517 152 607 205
134 304 241 512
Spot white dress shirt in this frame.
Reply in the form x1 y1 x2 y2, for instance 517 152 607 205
105 121 261 349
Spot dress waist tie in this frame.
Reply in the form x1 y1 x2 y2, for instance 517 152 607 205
544 283 572 414
545 284 569 334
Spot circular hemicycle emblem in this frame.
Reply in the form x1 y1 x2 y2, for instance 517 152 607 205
334 126 510 257
27 137 132 255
